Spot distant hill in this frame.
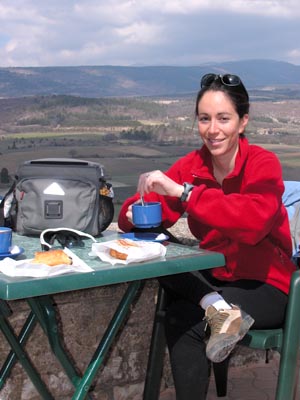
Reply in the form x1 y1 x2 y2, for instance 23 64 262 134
0 59 300 98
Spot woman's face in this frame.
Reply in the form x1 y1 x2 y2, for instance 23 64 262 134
197 90 249 161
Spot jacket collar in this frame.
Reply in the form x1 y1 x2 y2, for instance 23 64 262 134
191 136 249 181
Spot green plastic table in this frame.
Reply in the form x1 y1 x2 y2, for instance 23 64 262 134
0 231 225 399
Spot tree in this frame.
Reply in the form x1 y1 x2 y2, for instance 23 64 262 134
0 168 9 184
69 149 78 158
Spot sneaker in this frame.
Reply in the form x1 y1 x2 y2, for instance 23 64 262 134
204 304 254 363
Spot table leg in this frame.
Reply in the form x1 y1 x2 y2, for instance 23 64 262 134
72 280 142 400
143 285 167 400
0 311 37 389
0 307 54 399
27 296 93 399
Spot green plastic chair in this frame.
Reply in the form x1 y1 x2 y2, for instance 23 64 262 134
213 268 300 399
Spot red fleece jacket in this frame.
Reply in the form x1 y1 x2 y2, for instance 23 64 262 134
118 137 296 294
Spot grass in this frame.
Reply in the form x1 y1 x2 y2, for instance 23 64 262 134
1 138 300 223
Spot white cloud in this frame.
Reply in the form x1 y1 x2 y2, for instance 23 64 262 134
0 0 300 66
115 22 164 45
228 0 300 17
287 48 300 64
135 0 300 17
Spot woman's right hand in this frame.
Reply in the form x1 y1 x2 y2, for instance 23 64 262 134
137 170 183 198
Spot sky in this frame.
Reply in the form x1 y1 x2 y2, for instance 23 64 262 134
0 0 300 68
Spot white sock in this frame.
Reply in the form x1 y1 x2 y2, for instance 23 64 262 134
200 292 232 311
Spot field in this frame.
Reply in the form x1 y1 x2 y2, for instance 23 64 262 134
0 141 193 199
0 96 299 221
1 140 300 214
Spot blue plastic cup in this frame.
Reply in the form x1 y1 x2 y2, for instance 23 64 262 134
0 227 12 254
132 202 162 229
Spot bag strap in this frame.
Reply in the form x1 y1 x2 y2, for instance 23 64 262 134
0 181 17 226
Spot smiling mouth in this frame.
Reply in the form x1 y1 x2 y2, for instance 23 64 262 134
208 138 225 144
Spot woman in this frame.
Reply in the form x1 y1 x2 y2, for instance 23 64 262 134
118 73 296 399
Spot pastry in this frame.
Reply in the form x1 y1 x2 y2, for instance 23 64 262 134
32 249 72 266
109 239 139 260
109 248 128 260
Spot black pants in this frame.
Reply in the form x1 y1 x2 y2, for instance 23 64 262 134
158 271 288 400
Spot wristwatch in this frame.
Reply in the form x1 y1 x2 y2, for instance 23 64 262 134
180 182 194 202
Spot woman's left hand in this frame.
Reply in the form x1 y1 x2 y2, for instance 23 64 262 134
137 170 183 198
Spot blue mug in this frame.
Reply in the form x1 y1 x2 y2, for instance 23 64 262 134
132 202 162 229
0 227 12 254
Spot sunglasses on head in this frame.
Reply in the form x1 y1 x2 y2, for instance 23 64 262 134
40 228 97 251
201 73 241 88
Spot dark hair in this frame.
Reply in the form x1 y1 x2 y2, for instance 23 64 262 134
195 75 250 119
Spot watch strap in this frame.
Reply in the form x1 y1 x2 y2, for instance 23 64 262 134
180 182 194 202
